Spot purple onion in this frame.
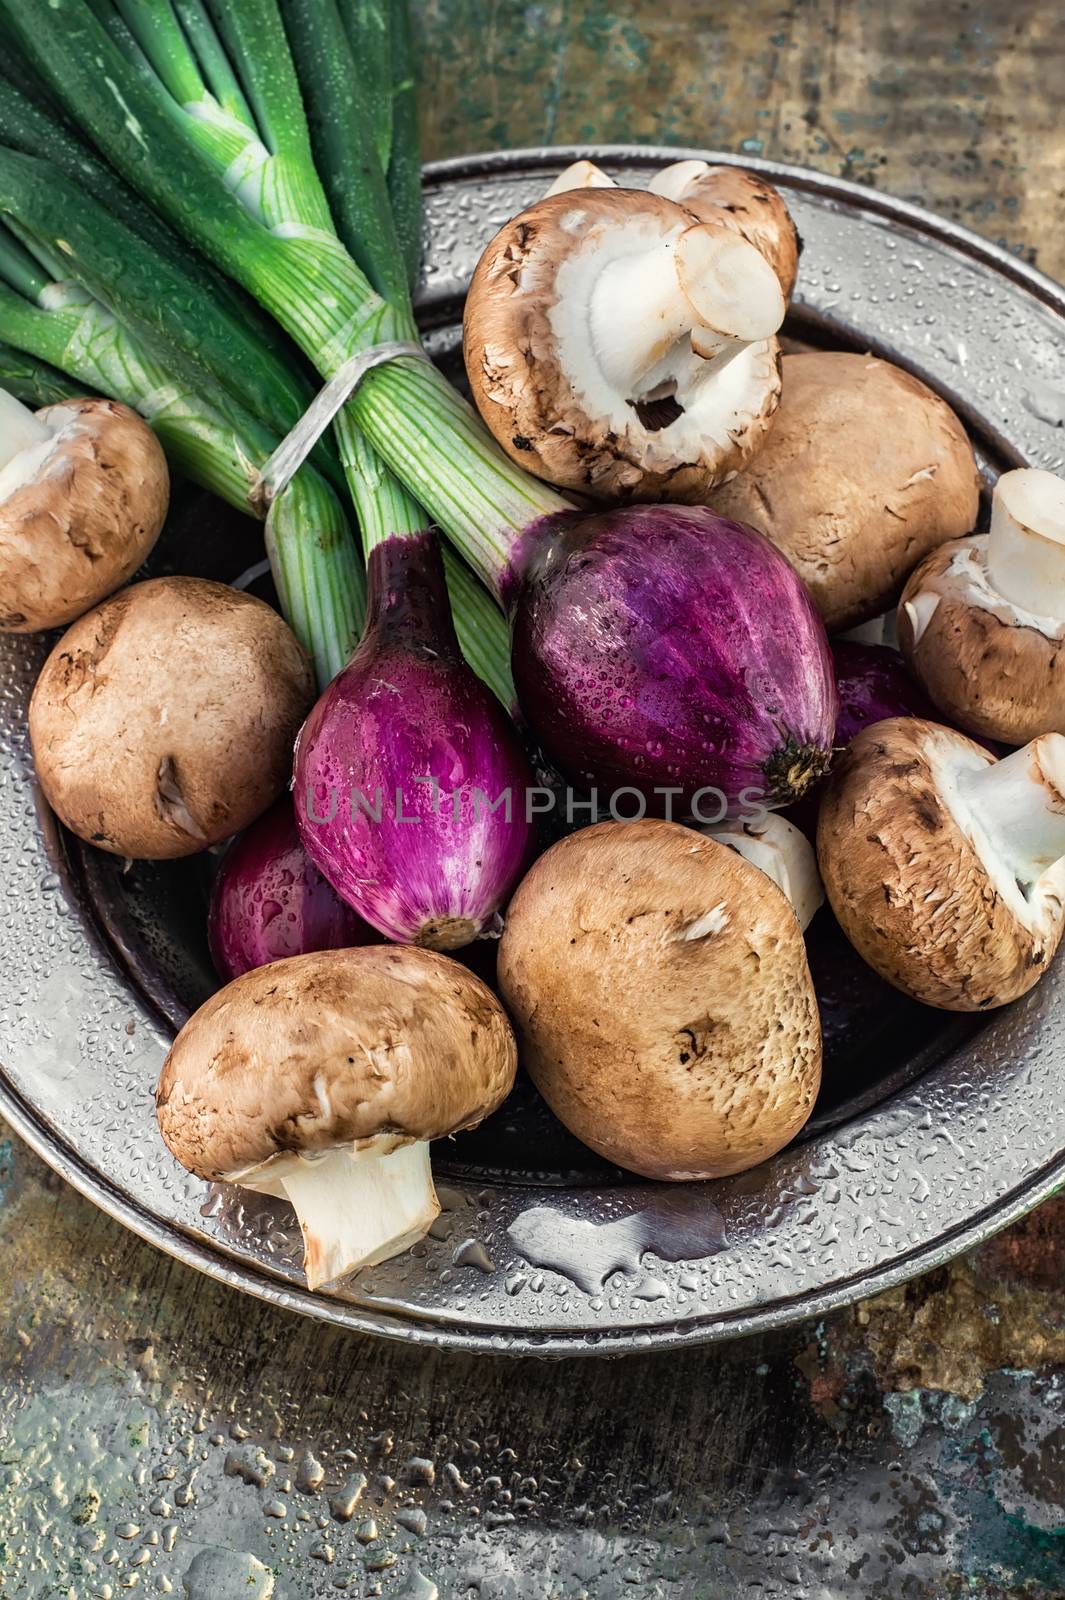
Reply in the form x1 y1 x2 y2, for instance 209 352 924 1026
509 505 838 817
831 640 938 746
208 798 374 981
294 530 535 949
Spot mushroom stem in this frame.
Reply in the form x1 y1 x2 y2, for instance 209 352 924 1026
647 159 711 203
235 1135 440 1289
588 224 784 396
0 384 51 473
702 814 824 930
986 468 1065 617
955 734 1065 891
544 160 616 197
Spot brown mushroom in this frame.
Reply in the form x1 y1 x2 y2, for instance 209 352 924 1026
157 945 518 1286
817 717 1065 1010
497 818 821 1180
463 187 785 502
898 468 1065 744
0 390 168 632
709 352 981 631
648 160 800 298
29 575 313 859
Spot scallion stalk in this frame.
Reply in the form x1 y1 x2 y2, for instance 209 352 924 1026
280 0 516 707
0 217 362 685
1 0 569 590
0 338 82 407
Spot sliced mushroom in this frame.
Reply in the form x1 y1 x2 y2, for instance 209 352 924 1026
157 946 518 1287
0 390 168 632
464 187 785 502
700 812 823 930
898 468 1065 744
817 717 1065 1010
498 818 821 1179
709 352 981 631
649 161 799 297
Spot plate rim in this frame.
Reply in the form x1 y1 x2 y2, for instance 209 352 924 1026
3 145 1065 1355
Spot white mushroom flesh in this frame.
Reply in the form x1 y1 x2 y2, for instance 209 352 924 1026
580 219 783 393
549 210 783 457
231 1134 440 1290
986 467 1065 617
0 386 57 495
544 159 616 196
647 159 711 202
931 732 1065 932
901 591 941 648
905 534 1065 645
0 396 123 512
700 813 824 930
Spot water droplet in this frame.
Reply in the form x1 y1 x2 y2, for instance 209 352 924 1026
182 1550 273 1600
330 1472 367 1523
295 1451 325 1493
452 1237 495 1273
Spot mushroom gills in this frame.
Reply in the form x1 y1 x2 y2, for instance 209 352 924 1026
985 468 1065 617
232 1134 440 1289
938 733 1065 911
0 386 56 496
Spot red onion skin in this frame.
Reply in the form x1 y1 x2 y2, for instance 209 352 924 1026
509 506 838 818
208 798 374 982
294 531 535 948
831 640 938 746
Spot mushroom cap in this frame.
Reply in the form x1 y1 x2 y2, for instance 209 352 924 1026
497 818 821 1180
157 945 518 1179
898 534 1065 745
0 398 169 632
817 718 1065 1010
655 164 799 298
463 188 782 503
29 575 313 859
709 353 981 631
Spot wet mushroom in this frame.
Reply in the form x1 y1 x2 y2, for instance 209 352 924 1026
498 818 821 1179
29 575 313 859
709 352 981 631
648 160 800 298
817 718 1065 1010
898 468 1065 745
0 391 169 632
463 187 785 502
157 945 518 1287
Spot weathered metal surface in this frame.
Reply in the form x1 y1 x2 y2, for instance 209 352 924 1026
4 150 1065 1355
1 1133 1064 1596
3 0 1065 1590
413 0 1065 285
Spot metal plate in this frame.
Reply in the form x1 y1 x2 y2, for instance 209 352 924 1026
2 145 1065 1355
